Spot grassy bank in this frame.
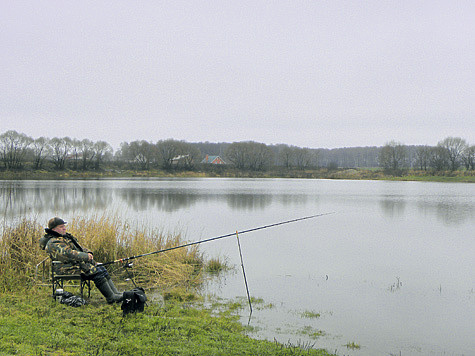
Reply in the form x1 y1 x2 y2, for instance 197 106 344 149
1 167 473 182
0 288 336 356
0 217 336 356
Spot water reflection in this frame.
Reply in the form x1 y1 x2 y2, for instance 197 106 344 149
379 194 474 225
117 189 201 212
117 190 309 212
1 181 112 218
225 193 308 211
1 183 30 217
226 194 272 210
379 195 406 217
1 180 473 226
422 201 474 226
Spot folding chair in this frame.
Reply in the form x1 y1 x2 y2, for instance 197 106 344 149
51 261 91 299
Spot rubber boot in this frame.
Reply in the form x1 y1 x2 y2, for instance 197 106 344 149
106 277 123 296
95 278 123 304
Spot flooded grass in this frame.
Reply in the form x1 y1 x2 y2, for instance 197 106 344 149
205 256 230 273
163 287 201 302
299 310 321 319
297 325 326 340
344 341 361 350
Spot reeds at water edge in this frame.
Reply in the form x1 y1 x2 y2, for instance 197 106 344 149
0 214 206 292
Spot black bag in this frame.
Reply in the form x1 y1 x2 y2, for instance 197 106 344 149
60 294 88 307
121 287 147 316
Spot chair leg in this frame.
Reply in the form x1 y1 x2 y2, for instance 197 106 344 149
52 279 63 299
51 271 55 298
51 276 91 300
80 278 92 298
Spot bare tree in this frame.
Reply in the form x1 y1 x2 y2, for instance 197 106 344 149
116 142 130 168
378 141 407 173
31 137 51 169
438 137 468 171
225 142 249 169
79 139 95 170
156 139 182 170
70 138 82 170
50 137 72 169
173 142 201 170
120 141 155 170
429 145 450 171
278 145 295 169
414 146 431 171
294 147 312 170
461 145 475 170
249 142 273 170
93 141 112 170
225 141 273 171
0 130 33 169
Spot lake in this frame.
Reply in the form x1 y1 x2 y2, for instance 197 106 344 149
1 178 474 355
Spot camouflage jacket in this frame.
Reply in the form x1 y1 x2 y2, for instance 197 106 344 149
39 229 98 275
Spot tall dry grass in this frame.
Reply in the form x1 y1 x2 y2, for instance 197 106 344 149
0 215 204 292
0 218 44 292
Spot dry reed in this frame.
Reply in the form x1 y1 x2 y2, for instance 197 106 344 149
0 218 44 291
0 215 204 292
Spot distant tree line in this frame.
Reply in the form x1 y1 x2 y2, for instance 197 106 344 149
0 130 473 173
378 137 474 174
0 131 113 171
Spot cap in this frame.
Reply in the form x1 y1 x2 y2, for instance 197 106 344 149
48 217 67 230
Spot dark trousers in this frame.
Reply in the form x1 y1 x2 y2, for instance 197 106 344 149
82 265 110 283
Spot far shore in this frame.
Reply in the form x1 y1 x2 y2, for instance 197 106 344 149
0 168 474 183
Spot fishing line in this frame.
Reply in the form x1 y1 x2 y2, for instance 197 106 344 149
98 212 335 267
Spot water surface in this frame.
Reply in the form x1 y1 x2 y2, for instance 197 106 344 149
1 178 473 355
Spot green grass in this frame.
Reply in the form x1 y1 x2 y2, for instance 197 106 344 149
0 288 336 356
386 174 475 183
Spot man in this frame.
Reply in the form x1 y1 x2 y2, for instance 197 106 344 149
39 217 123 304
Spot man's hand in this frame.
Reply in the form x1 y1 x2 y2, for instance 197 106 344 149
88 253 99 265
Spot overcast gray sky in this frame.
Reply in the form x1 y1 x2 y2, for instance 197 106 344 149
1 1 473 149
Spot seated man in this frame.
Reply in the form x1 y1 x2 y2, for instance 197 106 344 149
39 217 123 304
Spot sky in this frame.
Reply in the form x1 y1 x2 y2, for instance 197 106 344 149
1 1 474 150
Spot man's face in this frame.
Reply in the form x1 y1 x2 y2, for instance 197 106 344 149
52 224 67 235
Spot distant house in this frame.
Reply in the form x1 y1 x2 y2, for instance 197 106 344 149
201 155 226 164
171 154 190 165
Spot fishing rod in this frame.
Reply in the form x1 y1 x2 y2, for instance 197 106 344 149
235 230 252 318
98 212 334 267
